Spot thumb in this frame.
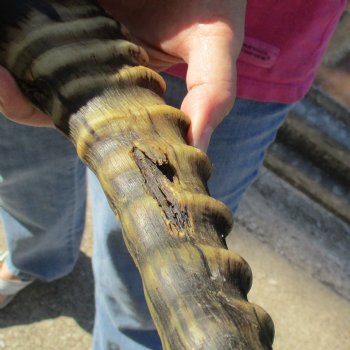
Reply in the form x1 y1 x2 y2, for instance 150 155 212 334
0 66 53 127
180 24 241 152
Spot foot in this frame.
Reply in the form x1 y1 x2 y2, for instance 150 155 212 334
0 260 20 304
0 254 33 308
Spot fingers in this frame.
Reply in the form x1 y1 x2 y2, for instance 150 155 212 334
0 66 53 127
133 44 182 72
180 23 239 151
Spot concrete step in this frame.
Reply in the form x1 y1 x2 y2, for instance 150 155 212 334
239 169 350 302
266 90 350 224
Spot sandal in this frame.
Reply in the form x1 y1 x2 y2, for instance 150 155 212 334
0 252 33 309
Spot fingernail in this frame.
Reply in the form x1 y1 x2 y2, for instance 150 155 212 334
194 138 209 153
0 98 4 115
193 126 213 153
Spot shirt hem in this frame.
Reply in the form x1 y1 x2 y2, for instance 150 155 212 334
236 74 315 104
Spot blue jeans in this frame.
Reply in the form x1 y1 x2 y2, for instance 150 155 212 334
0 75 291 349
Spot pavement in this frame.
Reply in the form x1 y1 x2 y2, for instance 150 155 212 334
0 168 350 350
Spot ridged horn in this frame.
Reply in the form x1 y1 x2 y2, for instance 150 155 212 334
0 1 274 349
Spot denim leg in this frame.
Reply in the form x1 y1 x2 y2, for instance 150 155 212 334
163 74 291 213
207 99 291 213
0 116 86 281
89 171 162 350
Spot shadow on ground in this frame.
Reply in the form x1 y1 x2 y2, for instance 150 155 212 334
0 252 94 334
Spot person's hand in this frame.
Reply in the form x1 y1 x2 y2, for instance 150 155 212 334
0 0 246 151
0 67 54 127
100 0 246 151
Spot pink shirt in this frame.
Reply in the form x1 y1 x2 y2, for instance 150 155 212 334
167 0 347 104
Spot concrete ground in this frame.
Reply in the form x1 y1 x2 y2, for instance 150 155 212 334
0 168 349 349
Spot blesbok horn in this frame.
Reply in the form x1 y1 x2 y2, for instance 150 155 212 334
0 1 274 348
